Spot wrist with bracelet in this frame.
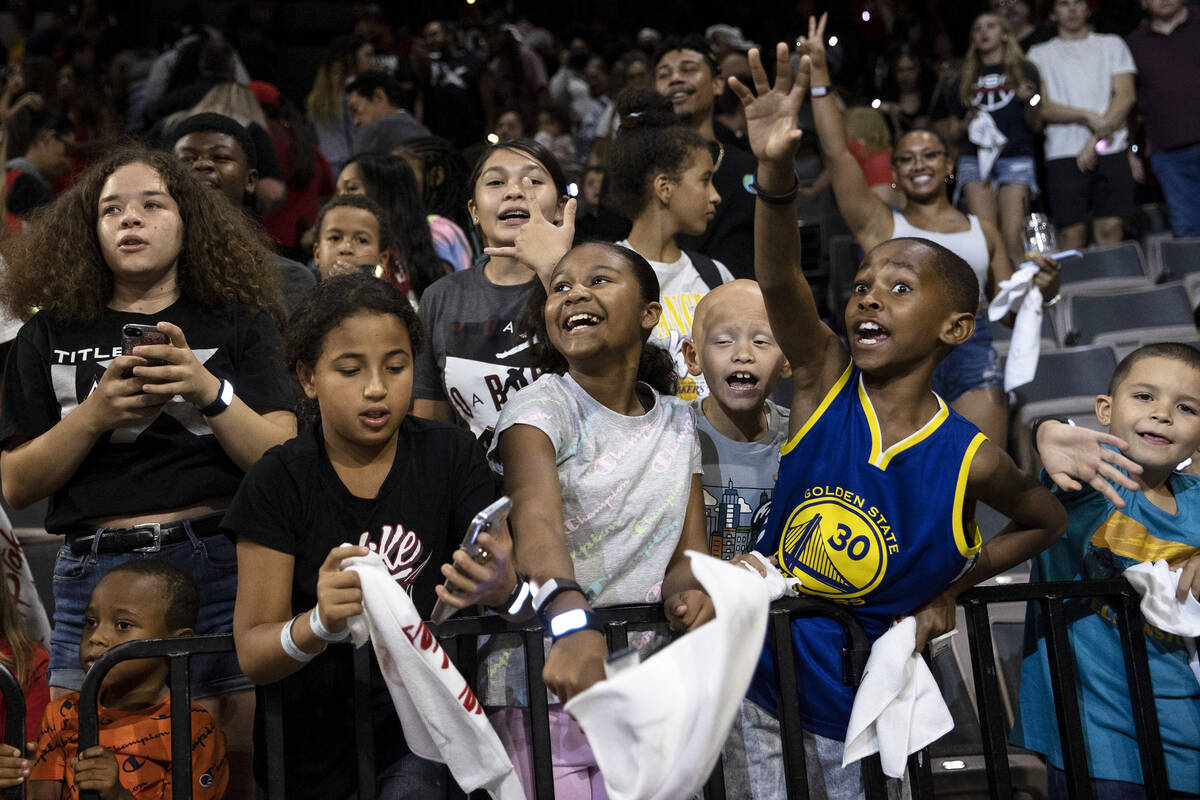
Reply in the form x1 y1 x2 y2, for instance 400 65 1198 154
749 167 802 206
490 570 531 616
280 614 322 663
531 577 604 643
1031 416 1075 456
310 604 351 643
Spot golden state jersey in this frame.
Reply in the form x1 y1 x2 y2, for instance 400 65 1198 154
749 363 986 737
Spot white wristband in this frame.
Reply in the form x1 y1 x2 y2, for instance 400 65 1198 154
310 605 351 643
281 616 319 663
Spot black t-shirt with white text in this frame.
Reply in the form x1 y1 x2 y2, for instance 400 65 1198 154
221 417 496 799
948 62 1041 158
0 297 292 532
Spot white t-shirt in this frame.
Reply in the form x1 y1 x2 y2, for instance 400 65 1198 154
615 240 734 402
1028 33 1137 161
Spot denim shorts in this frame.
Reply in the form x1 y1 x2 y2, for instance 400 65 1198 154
932 312 1002 402
957 153 1040 196
49 521 251 697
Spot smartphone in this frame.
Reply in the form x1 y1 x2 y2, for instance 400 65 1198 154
430 496 513 625
121 324 168 378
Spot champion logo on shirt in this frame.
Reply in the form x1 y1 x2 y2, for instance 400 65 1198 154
359 523 430 586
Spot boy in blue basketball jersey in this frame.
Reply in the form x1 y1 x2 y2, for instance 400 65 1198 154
1018 344 1200 797
727 41 1068 795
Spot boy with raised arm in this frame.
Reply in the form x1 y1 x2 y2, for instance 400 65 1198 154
729 35 1067 795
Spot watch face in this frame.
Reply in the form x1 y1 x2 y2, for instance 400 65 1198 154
549 607 589 637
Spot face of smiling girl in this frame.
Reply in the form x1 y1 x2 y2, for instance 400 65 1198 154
468 148 564 248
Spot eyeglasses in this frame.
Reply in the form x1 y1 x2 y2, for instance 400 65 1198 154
891 149 946 168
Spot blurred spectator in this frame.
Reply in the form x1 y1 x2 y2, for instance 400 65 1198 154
393 135 475 267
143 35 239 128
588 50 650 167
413 20 488 150
573 163 630 242
5 104 71 223
714 51 752 151
347 70 430 158
1030 0 1137 249
704 24 758 61
254 81 337 263
876 46 940 138
575 55 611 168
654 34 756 278
494 109 524 143
305 34 372 176
948 12 1043 257
138 23 250 129
1126 0 1200 237
484 25 548 135
992 0 1054 51
169 112 317 311
534 105 577 175
54 63 119 175
548 37 591 127
843 106 905 208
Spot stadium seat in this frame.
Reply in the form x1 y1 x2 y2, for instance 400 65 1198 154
1057 241 1150 292
1153 238 1200 283
990 311 1058 357
1062 282 1195 349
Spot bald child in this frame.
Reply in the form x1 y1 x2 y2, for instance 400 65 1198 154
682 279 792 559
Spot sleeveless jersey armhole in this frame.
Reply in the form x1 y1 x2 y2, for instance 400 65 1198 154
780 364 854 456
952 432 989 558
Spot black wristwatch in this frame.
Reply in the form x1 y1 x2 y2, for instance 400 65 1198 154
1031 416 1075 455
531 577 586 623
490 571 531 615
198 379 235 417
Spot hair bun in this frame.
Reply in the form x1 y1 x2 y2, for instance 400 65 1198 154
615 87 679 131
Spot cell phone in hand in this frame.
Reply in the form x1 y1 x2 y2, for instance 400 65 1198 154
121 324 168 378
430 496 512 625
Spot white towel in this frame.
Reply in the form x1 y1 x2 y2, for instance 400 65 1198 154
842 617 954 778
967 110 1007 183
563 552 769 800
1123 559 1200 687
988 263 1044 392
740 550 802 601
343 550 524 800
0 509 50 645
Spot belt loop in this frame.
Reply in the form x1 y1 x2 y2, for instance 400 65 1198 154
181 518 202 549
89 527 103 562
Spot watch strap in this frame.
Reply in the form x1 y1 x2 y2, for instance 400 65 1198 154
548 607 604 641
199 378 235 417
531 577 586 621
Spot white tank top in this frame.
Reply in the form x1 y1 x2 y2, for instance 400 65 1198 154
890 211 990 298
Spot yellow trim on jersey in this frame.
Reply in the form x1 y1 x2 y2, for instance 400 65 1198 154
780 364 854 456
952 432 988 558
858 378 951 469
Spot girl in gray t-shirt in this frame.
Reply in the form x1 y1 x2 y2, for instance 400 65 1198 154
484 241 713 797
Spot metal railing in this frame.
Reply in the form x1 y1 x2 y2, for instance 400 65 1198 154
9 577 1168 800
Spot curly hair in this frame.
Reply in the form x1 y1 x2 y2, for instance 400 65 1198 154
609 88 708 217
0 145 282 322
284 273 424 424
522 241 677 396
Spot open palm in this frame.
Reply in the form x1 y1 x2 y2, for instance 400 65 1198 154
729 42 810 164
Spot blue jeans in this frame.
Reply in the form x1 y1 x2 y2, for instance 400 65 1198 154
1047 764 1200 799
50 522 250 696
347 753 449 800
1152 143 1200 237
932 313 1002 402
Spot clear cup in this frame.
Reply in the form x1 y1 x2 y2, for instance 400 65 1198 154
1022 213 1058 259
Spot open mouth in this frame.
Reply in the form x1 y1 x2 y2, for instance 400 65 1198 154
668 89 692 104
118 235 148 250
499 208 531 225
725 371 760 394
564 312 601 331
911 175 933 187
853 320 891 347
361 408 391 429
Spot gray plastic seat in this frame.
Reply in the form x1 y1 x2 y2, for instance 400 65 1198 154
1063 282 1195 348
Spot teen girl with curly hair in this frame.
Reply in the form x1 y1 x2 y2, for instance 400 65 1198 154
0 144 297 796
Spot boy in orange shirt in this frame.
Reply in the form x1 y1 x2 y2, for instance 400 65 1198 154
25 559 227 799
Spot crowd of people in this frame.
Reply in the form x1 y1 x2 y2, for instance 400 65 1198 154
0 1 1194 799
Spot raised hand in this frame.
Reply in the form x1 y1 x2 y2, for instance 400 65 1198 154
483 179 576 287
795 14 830 82
1036 421 1141 508
728 42 809 166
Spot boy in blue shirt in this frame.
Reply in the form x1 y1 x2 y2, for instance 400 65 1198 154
731 39 1068 796
1020 343 1200 797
